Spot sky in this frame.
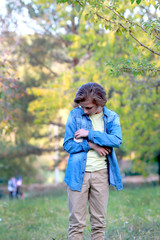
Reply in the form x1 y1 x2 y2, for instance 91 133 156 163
0 0 43 35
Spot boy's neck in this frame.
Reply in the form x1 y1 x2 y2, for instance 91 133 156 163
95 106 103 114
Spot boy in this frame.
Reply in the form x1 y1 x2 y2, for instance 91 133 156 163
63 82 123 240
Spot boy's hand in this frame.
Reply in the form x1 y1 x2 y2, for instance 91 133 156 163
88 142 111 156
74 129 89 139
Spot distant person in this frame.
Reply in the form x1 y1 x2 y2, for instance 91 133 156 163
16 176 23 199
63 82 123 240
157 153 160 185
8 177 16 199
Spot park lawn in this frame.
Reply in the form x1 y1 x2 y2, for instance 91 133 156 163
0 186 160 240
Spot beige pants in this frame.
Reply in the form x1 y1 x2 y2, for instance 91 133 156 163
68 169 109 240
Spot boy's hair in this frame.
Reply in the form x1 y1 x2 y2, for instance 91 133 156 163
74 82 107 107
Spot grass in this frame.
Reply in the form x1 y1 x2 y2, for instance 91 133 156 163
0 186 160 240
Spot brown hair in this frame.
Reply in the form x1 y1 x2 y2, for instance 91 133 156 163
74 82 107 107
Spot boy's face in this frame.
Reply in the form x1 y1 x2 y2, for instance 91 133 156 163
79 98 103 116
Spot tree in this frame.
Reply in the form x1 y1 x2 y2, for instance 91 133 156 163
1 0 159 180
0 1 72 181
51 0 160 175
55 0 160 57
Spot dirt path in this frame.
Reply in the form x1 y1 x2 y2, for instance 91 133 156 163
122 174 159 184
1 175 159 196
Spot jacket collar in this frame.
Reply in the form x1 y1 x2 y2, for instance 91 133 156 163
103 106 110 117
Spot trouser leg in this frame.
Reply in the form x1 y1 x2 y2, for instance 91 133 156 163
16 186 19 198
9 191 13 199
88 169 109 240
68 172 90 240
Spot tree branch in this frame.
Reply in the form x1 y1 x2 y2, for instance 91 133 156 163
0 145 65 160
49 121 65 128
28 52 58 77
96 13 114 24
128 28 160 56
96 12 160 56
76 0 84 7
120 67 160 73
103 2 160 41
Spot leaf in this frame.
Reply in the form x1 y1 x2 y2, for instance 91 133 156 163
105 24 109 30
85 14 89 21
136 0 141 4
131 0 135 3
75 3 81 13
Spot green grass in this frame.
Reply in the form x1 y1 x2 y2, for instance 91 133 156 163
0 186 160 240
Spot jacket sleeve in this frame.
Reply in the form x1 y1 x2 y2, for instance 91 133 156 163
63 111 91 154
88 113 122 148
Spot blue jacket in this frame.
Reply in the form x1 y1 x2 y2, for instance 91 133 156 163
63 106 123 191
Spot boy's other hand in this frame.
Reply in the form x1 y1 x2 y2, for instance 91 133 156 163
75 129 89 139
88 142 111 156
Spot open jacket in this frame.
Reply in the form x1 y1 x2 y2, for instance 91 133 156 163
63 106 123 191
